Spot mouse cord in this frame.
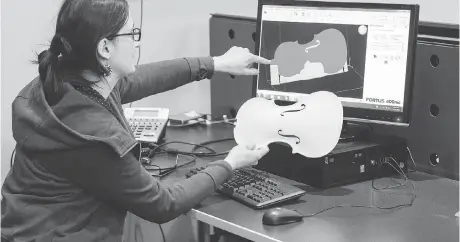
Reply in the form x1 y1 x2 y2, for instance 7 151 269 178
302 204 386 218
301 157 415 218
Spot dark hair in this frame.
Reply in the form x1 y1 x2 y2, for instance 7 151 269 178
36 0 129 102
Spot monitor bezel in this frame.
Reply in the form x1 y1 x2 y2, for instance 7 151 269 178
253 0 420 126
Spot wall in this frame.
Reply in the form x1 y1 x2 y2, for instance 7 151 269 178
1 0 61 185
1 0 458 184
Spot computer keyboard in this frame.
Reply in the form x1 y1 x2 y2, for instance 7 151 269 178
186 167 306 209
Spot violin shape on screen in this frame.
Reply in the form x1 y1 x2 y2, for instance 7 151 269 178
268 28 354 86
234 91 343 158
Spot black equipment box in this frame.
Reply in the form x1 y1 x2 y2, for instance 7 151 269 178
255 138 408 189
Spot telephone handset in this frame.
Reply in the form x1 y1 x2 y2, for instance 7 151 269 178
124 107 169 143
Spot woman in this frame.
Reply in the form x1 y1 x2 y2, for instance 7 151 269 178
1 0 271 241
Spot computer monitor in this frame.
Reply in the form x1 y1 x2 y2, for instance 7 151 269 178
254 0 420 127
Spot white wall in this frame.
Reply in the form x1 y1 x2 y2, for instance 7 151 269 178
1 0 61 185
1 0 459 184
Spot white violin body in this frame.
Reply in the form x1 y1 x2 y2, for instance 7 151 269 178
234 91 343 158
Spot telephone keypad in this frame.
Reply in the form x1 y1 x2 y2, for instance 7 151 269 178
128 118 166 141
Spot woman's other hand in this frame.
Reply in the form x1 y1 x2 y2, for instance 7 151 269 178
224 144 270 170
213 46 271 76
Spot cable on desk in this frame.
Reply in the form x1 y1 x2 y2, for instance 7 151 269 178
371 161 408 190
365 124 417 172
144 153 196 178
191 138 235 157
407 146 416 169
371 148 417 190
145 154 196 171
369 157 416 208
299 156 416 218
148 141 217 158
142 138 234 178
148 138 234 158
159 224 166 242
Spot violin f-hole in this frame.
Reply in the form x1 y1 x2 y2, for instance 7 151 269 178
280 104 306 116
278 129 300 144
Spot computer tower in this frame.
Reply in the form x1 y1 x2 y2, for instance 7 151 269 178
255 136 408 189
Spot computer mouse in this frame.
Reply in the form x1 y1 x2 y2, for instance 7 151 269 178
262 207 304 226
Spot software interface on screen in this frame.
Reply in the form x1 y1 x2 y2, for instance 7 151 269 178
256 5 412 112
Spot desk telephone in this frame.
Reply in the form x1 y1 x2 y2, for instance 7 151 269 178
124 107 169 143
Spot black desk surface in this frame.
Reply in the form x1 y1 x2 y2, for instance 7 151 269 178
157 124 459 242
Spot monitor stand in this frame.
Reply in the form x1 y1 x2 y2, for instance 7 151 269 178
339 121 373 143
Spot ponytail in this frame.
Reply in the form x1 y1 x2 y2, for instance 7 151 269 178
36 34 72 104
37 48 59 92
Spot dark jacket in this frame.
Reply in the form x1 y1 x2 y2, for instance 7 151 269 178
1 58 234 242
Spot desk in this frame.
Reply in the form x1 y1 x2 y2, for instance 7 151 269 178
129 124 459 242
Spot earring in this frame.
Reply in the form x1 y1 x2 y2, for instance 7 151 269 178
103 64 112 76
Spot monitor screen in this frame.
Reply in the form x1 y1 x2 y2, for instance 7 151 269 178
255 1 419 125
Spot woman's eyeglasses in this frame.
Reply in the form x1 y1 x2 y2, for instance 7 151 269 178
108 28 141 42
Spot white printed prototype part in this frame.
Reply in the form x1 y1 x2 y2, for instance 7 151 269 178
234 91 343 158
